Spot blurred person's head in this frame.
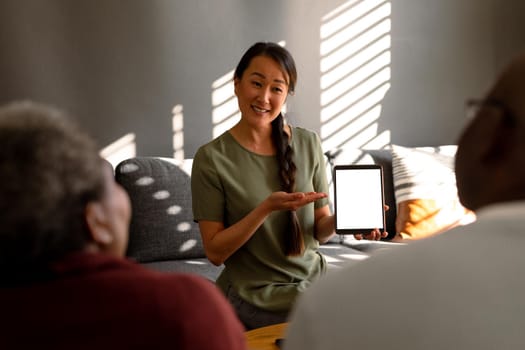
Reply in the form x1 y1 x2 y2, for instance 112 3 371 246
0 101 131 283
455 53 525 211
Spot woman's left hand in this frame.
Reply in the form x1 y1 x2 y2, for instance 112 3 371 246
354 228 388 241
353 205 389 241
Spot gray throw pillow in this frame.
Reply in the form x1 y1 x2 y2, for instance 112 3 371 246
115 157 206 262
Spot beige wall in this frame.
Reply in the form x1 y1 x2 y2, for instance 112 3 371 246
493 1 525 72
1 0 524 160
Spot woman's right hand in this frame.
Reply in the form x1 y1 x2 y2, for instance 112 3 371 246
264 191 327 212
198 191 327 266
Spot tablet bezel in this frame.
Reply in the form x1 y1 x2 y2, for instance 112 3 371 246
333 164 386 235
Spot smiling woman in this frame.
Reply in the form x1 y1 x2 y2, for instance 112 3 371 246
191 42 386 331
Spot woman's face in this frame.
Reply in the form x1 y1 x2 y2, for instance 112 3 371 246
234 55 289 128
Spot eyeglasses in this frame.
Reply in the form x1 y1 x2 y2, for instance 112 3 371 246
465 98 516 127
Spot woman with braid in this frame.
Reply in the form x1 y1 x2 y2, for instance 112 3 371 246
191 42 386 330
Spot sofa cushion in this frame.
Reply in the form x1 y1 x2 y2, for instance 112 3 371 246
115 157 206 263
141 258 224 281
318 242 370 270
325 147 396 240
391 144 475 241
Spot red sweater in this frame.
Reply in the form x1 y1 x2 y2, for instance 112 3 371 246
0 252 246 349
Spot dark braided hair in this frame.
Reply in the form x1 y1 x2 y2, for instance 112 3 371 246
234 42 303 256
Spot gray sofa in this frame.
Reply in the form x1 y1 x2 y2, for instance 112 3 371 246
114 147 398 281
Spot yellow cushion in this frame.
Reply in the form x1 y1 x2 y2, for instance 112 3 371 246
393 198 475 241
391 145 476 241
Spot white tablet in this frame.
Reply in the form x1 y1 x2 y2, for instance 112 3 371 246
333 164 385 234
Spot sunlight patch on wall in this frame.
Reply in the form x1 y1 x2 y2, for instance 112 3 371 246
100 133 136 169
212 69 239 138
172 104 184 161
320 0 392 151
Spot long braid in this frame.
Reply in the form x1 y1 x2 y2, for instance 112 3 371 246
272 113 304 256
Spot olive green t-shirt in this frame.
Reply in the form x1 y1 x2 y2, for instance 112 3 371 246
191 127 329 312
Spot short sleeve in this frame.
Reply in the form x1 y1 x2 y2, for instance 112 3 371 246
191 147 225 222
312 132 330 209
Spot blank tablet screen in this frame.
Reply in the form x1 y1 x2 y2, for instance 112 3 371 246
333 165 385 234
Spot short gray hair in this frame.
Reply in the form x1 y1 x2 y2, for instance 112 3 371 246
0 101 105 280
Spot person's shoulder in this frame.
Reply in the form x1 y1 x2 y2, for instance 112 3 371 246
155 273 247 349
291 126 322 151
291 126 321 143
292 126 319 139
195 131 233 159
130 269 234 314
53 255 245 349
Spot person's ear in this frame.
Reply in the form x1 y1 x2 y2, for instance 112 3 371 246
234 77 240 96
85 202 113 246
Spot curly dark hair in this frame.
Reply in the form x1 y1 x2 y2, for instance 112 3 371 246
234 42 304 256
0 101 105 280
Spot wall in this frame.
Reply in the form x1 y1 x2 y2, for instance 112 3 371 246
384 0 494 146
493 1 525 73
1 0 523 163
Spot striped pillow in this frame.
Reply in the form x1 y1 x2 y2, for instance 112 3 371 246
391 145 475 241
392 144 458 203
